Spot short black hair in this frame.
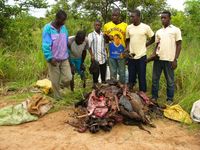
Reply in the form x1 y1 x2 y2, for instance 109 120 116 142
75 31 86 42
132 9 141 17
161 10 171 18
56 10 67 19
94 19 102 25
114 34 121 39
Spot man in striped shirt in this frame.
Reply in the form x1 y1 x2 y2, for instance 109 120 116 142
88 20 107 86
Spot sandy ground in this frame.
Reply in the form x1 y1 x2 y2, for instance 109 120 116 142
0 105 200 150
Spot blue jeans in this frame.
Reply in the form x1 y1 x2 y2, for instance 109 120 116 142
128 55 147 92
152 60 175 100
109 58 125 84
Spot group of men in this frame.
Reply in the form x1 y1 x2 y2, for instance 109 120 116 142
42 8 182 105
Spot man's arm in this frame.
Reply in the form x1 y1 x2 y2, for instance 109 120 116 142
103 24 111 43
42 29 52 61
146 42 159 63
68 36 75 50
125 38 130 51
104 34 111 43
171 27 182 69
175 40 182 60
87 34 94 60
171 40 182 70
81 50 87 64
146 35 155 47
154 43 159 53
89 48 95 61
174 28 182 61
146 26 155 47
125 26 130 52
67 42 71 50
81 41 88 64
42 27 57 66
124 38 136 58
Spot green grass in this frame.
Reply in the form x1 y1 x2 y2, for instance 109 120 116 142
0 48 47 88
2 72 93 112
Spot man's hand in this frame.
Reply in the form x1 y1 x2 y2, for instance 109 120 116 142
81 63 86 71
104 34 113 43
125 47 129 52
171 60 177 70
108 35 113 40
121 50 129 59
128 53 135 59
91 54 95 62
146 52 159 63
104 34 110 43
70 64 75 75
49 59 57 66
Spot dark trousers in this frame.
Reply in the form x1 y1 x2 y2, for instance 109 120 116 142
151 60 175 100
128 55 147 92
93 62 107 83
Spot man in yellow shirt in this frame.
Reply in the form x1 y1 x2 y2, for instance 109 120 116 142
151 11 182 104
103 8 128 84
126 9 155 92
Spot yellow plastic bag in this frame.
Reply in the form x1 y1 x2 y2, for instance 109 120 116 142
164 104 192 124
35 79 52 94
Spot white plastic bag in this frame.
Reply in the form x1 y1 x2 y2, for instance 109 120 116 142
190 100 200 122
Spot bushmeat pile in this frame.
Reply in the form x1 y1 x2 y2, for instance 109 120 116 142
67 81 163 134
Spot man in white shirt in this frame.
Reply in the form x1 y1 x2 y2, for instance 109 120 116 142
88 20 107 86
151 11 182 104
126 9 155 92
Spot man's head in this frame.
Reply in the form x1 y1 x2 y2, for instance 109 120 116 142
55 10 67 26
130 9 141 25
111 8 121 24
161 11 171 27
75 31 86 45
94 20 102 33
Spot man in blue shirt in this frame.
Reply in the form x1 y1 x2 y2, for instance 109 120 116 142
42 10 72 99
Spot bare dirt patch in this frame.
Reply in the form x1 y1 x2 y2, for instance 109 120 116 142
0 105 200 150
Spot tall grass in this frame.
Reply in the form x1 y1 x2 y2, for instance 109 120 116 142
0 27 47 88
0 49 47 87
176 40 200 112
